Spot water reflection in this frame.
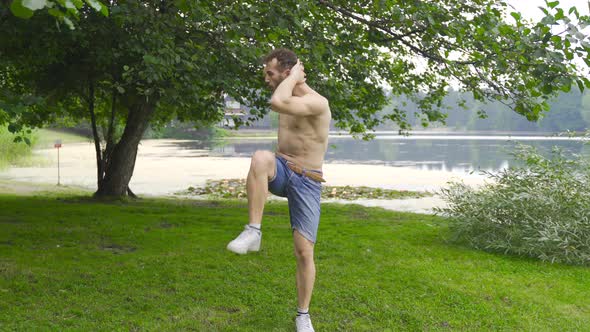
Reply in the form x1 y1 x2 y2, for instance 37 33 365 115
171 134 588 174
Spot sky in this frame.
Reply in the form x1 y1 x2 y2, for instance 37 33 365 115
377 1 590 89
507 0 589 21
506 0 589 72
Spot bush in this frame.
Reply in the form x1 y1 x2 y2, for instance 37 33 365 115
437 142 590 266
0 126 37 169
144 123 229 140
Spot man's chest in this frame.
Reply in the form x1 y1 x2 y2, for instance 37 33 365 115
279 114 314 134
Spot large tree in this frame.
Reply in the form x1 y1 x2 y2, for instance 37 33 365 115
1 0 589 197
2 0 108 27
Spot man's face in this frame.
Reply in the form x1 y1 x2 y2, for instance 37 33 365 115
263 58 289 91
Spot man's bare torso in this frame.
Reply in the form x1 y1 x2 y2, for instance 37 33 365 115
277 97 331 171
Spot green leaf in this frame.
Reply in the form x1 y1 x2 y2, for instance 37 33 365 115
555 8 564 20
427 15 435 25
22 0 47 10
268 32 279 42
64 0 76 10
547 1 559 9
510 12 521 21
10 0 34 19
542 32 552 43
99 2 108 16
63 16 75 29
84 0 107 16
173 0 188 11
48 8 63 17
143 54 159 64
539 6 549 15
560 83 571 93
541 15 556 25
577 79 585 92
542 84 553 94
498 25 512 34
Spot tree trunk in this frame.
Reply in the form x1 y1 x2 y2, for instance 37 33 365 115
88 80 104 190
94 100 155 197
101 88 118 180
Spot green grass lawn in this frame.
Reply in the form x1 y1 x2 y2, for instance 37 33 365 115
0 194 589 331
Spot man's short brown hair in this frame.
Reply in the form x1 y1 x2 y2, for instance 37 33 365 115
263 48 298 71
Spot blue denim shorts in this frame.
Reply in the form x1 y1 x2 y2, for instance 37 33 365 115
268 155 322 243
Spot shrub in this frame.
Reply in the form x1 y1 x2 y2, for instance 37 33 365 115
0 126 36 169
437 142 590 266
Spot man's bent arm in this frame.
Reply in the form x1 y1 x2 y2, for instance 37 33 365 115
269 75 317 116
270 89 327 118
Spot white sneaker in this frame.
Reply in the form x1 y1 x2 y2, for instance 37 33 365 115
226 225 261 254
296 314 315 332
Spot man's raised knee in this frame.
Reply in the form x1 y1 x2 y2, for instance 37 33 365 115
250 150 274 174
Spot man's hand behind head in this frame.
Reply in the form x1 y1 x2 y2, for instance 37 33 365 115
289 60 307 85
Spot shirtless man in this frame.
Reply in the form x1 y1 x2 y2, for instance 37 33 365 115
226 48 331 332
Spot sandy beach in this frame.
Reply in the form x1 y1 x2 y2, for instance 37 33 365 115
0 139 487 214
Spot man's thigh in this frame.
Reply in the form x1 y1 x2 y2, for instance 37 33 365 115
268 155 289 197
287 174 322 243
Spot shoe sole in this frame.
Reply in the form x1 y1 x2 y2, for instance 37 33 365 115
227 241 260 255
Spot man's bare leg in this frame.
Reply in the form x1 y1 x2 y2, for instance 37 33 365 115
247 150 276 224
293 230 316 310
227 150 276 254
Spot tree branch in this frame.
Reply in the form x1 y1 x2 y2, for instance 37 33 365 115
317 0 480 66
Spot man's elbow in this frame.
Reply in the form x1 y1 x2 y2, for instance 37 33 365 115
269 97 279 108
270 96 287 109
270 97 292 114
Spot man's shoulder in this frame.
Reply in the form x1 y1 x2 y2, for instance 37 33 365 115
305 90 328 102
303 92 329 113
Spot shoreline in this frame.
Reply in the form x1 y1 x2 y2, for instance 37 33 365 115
0 139 488 214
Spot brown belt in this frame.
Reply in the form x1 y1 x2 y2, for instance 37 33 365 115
286 162 326 183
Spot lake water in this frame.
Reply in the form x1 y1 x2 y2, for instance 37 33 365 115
173 133 589 175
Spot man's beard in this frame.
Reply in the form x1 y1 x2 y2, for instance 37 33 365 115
268 78 284 92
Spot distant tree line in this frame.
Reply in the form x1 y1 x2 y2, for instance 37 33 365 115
245 88 590 133
374 89 590 133
56 88 590 135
